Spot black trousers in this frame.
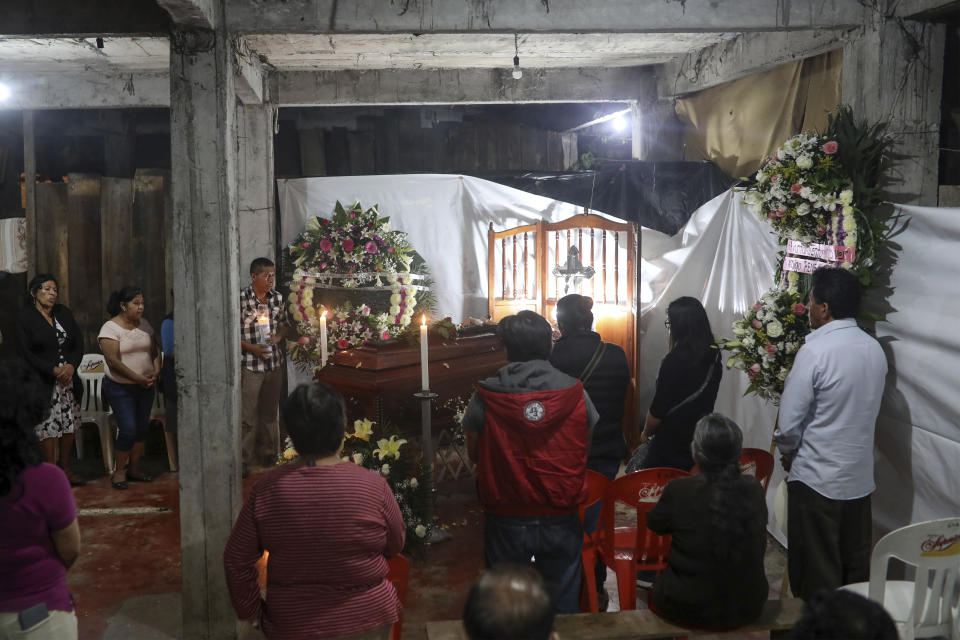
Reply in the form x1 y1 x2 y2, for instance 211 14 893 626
787 481 872 600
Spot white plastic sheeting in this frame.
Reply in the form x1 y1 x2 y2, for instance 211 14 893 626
644 194 960 541
277 174 620 321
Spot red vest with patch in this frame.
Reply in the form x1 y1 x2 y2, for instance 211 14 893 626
475 383 589 515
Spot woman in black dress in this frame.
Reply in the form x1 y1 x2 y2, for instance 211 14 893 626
646 414 768 629
638 296 721 471
16 273 86 486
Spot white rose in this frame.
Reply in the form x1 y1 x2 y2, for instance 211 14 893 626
409 477 419 488
839 189 854 206
766 320 784 338
389 305 401 316
389 293 402 305
415 524 427 538
842 216 857 233
382 222 391 232
799 186 813 200
778 369 789 381
758 347 767 356
796 154 813 169
380 464 391 476
742 336 755 348
776 148 787 161
796 203 811 216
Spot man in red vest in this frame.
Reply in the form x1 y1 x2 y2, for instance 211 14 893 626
464 311 598 613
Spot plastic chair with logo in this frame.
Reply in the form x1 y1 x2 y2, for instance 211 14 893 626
577 469 612 612
75 353 115 473
598 467 690 610
841 517 960 640
739 447 775 491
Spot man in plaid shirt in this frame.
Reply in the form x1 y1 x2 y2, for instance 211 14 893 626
240 257 290 470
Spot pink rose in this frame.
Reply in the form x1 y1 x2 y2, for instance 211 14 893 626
341 238 355 252
361 305 371 316
298 336 311 344
822 141 838 154
752 319 762 329
750 363 761 373
765 345 777 354
336 339 349 350
776 207 787 217
752 302 763 311
387 247 395 254
792 303 806 314
319 239 333 252
381 330 390 340
771 174 781 183
816 225 827 236
748 370 756 381
365 241 378 254
791 183 802 194
301 241 311 248
768 212 777 220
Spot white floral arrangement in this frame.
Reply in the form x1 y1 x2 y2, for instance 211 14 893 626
740 133 858 245
721 289 811 402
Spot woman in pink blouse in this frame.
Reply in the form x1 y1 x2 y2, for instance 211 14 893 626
224 382 405 640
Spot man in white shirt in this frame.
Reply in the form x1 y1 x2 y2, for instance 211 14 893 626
775 267 887 600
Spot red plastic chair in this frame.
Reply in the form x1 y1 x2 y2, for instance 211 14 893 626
739 448 774 491
577 470 611 612
598 467 690 610
387 554 410 640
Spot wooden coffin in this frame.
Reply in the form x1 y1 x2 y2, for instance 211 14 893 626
316 330 507 440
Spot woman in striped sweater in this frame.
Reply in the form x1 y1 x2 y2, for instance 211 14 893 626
224 382 405 639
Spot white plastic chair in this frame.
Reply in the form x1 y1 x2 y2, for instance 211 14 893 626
841 517 960 640
76 353 115 473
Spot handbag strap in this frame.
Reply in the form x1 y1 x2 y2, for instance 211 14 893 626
664 349 720 418
579 342 608 383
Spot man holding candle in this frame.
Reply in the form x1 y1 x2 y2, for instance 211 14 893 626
463 310 598 614
240 257 291 472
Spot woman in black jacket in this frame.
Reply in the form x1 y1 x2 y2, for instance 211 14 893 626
550 293 632 480
16 273 86 486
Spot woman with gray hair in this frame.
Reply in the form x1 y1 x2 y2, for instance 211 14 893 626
645 413 768 630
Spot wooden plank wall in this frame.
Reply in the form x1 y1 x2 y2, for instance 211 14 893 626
300 117 565 176
35 170 169 352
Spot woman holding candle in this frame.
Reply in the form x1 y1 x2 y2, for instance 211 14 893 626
98 286 161 490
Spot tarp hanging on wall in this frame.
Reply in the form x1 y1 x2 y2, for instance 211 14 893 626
276 174 622 322
477 161 733 236
642 191 960 541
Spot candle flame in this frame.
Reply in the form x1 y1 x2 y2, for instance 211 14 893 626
421 314 426 327
321 309 327 318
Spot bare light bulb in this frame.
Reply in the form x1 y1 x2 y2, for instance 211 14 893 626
512 55 522 80
611 115 627 133
0 82 10 102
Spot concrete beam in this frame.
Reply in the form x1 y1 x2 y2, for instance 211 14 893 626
0 72 169 110
277 67 655 106
658 29 851 97
234 37 266 105
890 0 960 18
1 0 169 36
156 0 215 29
225 0 870 34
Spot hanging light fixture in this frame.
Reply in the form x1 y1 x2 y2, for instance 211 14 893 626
512 33 523 80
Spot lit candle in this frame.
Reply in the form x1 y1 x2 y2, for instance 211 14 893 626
320 309 328 367
257 305 273 356
420 314 429 391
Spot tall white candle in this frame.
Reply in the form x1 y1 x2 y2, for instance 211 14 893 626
320 309 328 367
420 314 429 391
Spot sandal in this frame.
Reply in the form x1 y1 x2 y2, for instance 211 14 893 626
127 473 154 483
111 479 129 490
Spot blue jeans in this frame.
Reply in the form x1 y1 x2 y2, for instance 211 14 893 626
103 378 154 452
484 513 583 614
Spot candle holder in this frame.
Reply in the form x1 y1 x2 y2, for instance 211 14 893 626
414 389 452 544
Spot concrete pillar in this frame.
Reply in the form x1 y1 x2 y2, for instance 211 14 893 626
842 15 945 205
634 99 685 162
237 100 276 277
169 14 242 640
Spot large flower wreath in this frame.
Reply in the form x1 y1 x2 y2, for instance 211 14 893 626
724 107 893 401
285 201 432 366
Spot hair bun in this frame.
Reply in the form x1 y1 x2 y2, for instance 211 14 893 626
581 296 594 311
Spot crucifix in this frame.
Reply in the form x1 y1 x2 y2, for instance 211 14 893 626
552 246 595 294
